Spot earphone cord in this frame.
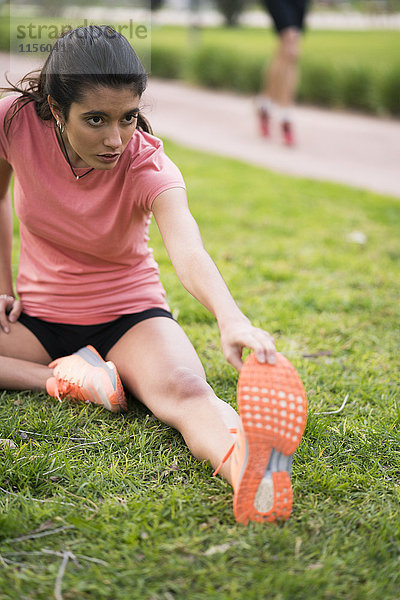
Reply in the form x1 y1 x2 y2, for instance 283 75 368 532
56 125 94 180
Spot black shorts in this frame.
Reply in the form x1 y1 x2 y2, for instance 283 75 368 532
262 0 310 33
18 308 174 361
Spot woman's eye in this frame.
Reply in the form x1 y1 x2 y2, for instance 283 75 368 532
87 116 103 126
86 114 138 127
124 113 139 124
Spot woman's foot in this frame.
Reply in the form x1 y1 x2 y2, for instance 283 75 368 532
231 352 307 524
46 345 127 412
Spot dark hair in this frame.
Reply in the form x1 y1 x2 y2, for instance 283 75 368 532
1 25 152 134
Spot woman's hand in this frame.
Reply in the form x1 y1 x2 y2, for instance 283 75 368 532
0 294 22 333
219 318 276 372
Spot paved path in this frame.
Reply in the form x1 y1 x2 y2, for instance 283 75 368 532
1 52 399 198
144 79 400 198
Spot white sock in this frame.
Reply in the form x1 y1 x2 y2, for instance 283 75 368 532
256 95 275 114
276 106 293 124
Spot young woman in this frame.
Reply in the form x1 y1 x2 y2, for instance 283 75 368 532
0 26 307 524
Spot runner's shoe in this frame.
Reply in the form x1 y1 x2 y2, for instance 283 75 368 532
258 108 271 137
46 345 127 413
231 352 307 524
281 120 295 146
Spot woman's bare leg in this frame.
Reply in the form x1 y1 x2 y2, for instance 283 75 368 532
1 316 241 482
106 317 240 483
0 321 52 390
262 27 302 110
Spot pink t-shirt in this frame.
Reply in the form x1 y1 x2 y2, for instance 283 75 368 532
0 94 185 324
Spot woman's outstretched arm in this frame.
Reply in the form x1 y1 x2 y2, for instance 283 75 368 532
152 187 276 371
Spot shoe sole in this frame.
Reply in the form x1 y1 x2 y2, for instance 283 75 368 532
233 352 307 524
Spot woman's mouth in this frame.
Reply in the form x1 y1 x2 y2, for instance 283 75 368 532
97 153 120 163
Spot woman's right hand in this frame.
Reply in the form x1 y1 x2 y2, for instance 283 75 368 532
0 294 22 333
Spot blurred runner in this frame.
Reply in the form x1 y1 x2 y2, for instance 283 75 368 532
257 0 311 146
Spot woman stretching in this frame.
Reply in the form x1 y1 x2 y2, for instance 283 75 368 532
0 26 307 524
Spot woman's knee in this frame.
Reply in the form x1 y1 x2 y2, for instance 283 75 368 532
280 28 301 62
153 367 215 423
167 367 213 402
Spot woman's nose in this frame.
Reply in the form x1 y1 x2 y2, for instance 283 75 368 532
104 127 122 149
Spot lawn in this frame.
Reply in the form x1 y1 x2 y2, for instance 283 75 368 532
1 140 400 599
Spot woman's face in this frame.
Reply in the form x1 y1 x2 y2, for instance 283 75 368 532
59 85 140 170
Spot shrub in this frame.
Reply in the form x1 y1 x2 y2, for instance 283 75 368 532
298 61 340 107
188 44 237 88
214 0 247 27
231 54 264 94
0 17 10 52
381 64 400 116
150 0 165 9
188 44 264 93
150 44 185 79
340 65 379 113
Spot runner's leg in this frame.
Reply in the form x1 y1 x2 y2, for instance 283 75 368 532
263 27 301 109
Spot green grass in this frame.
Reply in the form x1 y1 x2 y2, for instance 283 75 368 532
1 141 400 599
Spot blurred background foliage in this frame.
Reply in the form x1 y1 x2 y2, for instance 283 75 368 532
2 0 400 18
0 0 399 116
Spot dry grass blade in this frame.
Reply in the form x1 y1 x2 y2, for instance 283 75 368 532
54 551 74 600
3 525 74 544
314 394 350 416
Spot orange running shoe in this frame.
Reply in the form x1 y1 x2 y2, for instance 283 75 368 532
46 345 127 413
231 352 307 525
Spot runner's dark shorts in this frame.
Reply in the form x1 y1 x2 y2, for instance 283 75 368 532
18 308 174 361
261 0 310 33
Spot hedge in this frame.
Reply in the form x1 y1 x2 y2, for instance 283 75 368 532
149 42 399 117
1 16 399 117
